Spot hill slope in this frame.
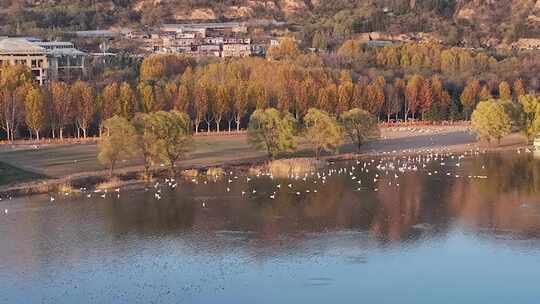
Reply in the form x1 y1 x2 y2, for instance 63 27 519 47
0 0 539 46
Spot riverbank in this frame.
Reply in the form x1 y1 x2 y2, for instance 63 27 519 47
0 125 529 198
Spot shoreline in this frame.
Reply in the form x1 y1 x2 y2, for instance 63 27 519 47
0 126 530 198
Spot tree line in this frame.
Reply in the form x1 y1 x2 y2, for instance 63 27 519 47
1 41 538 142
98 106 379 178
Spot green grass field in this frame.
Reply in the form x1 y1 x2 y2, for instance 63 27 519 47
0 127 480 188
0 161 46 186
0 135 262 181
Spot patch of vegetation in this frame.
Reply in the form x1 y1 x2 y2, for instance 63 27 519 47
0 161 45 186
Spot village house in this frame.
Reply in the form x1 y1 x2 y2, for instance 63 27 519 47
143 22 252 58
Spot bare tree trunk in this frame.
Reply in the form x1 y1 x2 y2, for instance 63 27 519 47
109 161 116 179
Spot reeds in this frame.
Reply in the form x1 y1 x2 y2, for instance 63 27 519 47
266 158 325 178
206 167 225 178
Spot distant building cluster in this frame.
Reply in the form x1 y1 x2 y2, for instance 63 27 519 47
0 37 86 85
129 22 255 58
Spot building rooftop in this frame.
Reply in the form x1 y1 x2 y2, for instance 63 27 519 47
36 41 86 56
162 22 245 30
0 38 46 55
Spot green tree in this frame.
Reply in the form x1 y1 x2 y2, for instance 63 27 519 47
98 116 137 178
132 113 159 181
340 108 380 151
149 111 193 176
303 108 343 159
471 100 512 145
247 108 297 158
518 95 540 141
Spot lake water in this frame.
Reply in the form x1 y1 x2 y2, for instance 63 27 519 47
1 151 540 303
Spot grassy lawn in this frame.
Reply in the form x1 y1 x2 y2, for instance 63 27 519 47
0 127 481 187
0 161 46 186
0 135 260 179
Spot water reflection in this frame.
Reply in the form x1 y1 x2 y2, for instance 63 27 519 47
1 151 540 303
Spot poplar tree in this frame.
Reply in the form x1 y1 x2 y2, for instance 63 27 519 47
24 87 47 141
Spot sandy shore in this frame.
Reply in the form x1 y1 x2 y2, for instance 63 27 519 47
0 125 529 197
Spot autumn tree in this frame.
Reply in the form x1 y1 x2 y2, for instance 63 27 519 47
340 108 380 151
303 108 343 159
247 108 297 158
118 82 136 119
24 87 47 140
50 81 73 140
267 37 301 61
101 82 120 123
405 75 424 120
293 78 312 120
193 80 210 133
214 84 229 132
426 75 451 121
138 82 157 113
336 71 354 115
70 80 96 139
317 84 337 114
383 85 400 122
513 78 526 99
460 79 481 120
499 81 512 100
419 79 433 119
0 65 32 141
140 54 192 82
479 85 492 101
234 82 249 132
312 31 327 50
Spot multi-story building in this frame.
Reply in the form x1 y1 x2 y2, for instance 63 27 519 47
147 22 252 58
222 44 251 57
36 41 86 81
0 38 86 84
0 38 49 85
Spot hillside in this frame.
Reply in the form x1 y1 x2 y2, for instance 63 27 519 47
0 0 539 47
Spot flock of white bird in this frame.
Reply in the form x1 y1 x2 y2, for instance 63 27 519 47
0 147 535 216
